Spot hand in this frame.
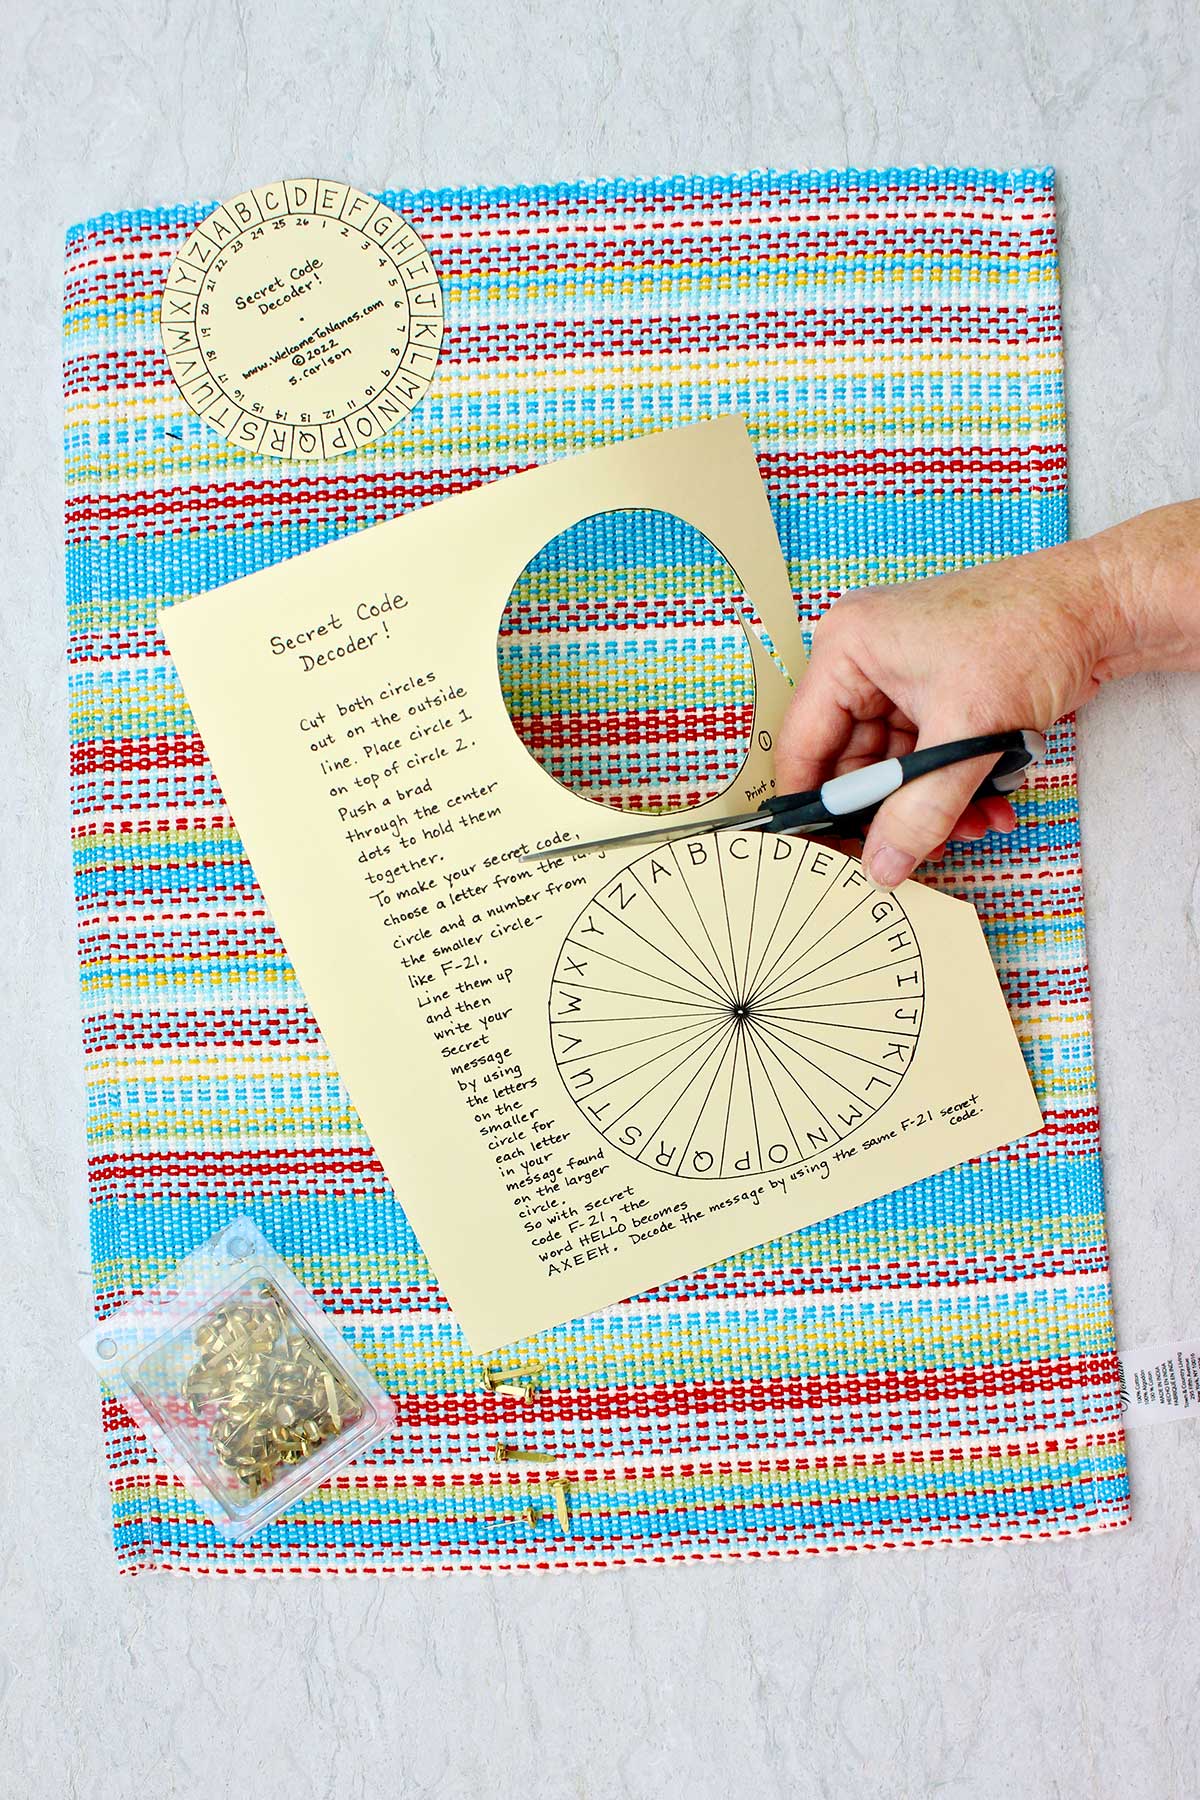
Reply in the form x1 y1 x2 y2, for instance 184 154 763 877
775 532 1140 888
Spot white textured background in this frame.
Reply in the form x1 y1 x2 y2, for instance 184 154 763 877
4 2 1199 1795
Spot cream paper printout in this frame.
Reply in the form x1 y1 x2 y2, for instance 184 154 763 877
161 418 1043 1350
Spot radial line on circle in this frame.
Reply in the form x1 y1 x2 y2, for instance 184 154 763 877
741 849 807 1001
756 917 916 1011
552 991 733 1022
767 992 922 1014
563 936 734 1011
737 1019 765 1174
553 1012 738 1066
627 1019 744 1157
713 843 744 1008
747 1012 904 1077
668 840 742 1005
771 956 923 1005
739 1019 838 1144
748 865 849 1001
675 1030 744 1175
752 1008 920 1040
586 1015 733 1113
739 835 766 1003
749 1014 880 1109
739 1027 809 1164
759 887 875 997
593 898 736 1010
628 857 743 1009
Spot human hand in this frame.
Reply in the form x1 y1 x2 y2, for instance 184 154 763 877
775 538 1120 888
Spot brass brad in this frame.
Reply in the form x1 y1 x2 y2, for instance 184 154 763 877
483 1361 544 1401
548 1479 572 1534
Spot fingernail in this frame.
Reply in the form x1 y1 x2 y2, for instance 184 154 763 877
865 843 915 889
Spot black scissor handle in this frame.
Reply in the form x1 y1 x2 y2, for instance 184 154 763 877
760 729 1045 837
888 730 1045 798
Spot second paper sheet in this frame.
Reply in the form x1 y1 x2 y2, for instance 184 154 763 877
161 418 1042 1350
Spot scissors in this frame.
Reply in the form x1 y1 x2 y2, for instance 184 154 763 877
521 729 1045 861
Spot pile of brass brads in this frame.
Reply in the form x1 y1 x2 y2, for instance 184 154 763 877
182 1281 362 1499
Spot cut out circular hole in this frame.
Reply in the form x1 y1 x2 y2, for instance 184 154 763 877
225 1233 253 1259
497 507 757 815
96 1337 118 1360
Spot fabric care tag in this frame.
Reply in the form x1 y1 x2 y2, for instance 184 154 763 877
160 417 1043 1352
160 177 444 460
1118 1340 1200 1423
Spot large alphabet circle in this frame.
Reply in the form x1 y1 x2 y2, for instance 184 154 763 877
548 833 925 1180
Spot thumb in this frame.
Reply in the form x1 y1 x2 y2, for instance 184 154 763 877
861 730 1000 888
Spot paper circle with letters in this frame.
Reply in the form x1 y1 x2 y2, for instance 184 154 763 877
159 177 444 461
548 832 925 1180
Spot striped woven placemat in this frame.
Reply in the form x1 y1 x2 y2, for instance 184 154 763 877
66 166 1128 1572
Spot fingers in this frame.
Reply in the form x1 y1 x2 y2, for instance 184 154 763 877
775 607 1019 885
775 618 913 790
773 656 854 792
861 736 1003 887
953 796 1014 839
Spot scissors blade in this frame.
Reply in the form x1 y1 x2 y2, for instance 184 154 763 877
520 810 769 862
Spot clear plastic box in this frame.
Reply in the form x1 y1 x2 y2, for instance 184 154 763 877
80 1219 394 1541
